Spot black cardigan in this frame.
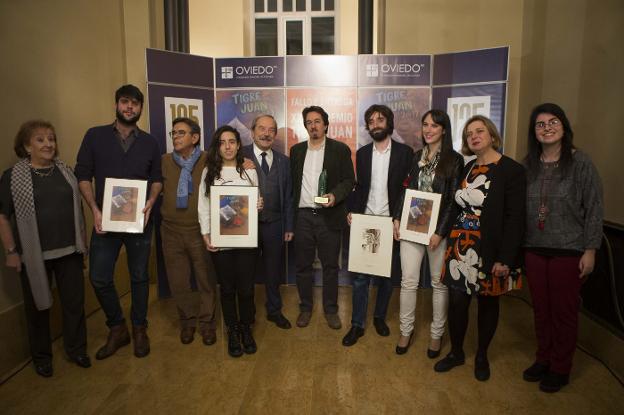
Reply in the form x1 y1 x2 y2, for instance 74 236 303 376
393 149 464 238
463 155 527 271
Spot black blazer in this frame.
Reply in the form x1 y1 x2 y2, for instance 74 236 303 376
242 145 295 233
464 155 527 270
393 149 464 238
290 137 355 230
349 140 413 215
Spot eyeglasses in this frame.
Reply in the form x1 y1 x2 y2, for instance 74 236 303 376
305 119 323 127
535 119 561 130
169 130 190 138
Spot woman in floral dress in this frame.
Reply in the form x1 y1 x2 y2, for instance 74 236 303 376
434 115 526 382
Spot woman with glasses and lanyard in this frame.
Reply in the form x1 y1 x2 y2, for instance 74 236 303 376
522 103 603 393
198 125 263 358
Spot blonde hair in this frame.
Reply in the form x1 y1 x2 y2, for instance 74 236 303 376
461 115 501 156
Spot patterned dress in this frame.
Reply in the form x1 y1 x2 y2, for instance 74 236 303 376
442 161 519 296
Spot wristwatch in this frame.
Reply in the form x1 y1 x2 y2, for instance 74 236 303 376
5 247 18 255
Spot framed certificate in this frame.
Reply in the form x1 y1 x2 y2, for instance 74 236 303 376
101 178 148 233
209 185 259 248
398 189 441 245
348 214 394 278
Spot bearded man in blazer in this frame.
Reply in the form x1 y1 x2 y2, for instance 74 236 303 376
342 104 413 346
290 105 355 330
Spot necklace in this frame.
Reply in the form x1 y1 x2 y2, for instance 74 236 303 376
31 163 55 178
537 156 559 230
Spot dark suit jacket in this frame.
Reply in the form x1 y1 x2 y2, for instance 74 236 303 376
243 145 294 234
290 137 355 230
349 140 413 215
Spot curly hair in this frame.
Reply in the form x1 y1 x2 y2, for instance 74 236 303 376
204 125 245 195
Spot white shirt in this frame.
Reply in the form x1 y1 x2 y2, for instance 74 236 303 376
253 144 273 170
198 166 258 235
365 140 391 216
299 140 326 208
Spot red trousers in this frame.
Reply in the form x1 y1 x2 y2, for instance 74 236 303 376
525 251 582 374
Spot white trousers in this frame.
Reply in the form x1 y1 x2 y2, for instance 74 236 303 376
399 239 448 338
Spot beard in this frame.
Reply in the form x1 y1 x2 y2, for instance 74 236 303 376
369 127 391 142
116 108 141 126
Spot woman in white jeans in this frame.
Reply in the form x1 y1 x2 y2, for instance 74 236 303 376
393 109 464 356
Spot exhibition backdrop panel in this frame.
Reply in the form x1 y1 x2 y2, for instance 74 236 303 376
432 83 507 151
146 47 509 292
146 49 216 298
358 55 431 87
215 56 285 88
147 84 215 153
146 48 214 88
433 47 508 85
357 87 431 151
215 89 286 152
285 87 358 167
286 55 357 87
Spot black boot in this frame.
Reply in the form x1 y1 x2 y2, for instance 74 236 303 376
240 324 257 354
227 324 243 358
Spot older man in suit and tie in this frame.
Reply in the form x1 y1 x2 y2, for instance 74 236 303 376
342 104 413 346
290 106 355 329
242 114 295 329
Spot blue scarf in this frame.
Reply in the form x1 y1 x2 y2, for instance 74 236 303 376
172 146 202 208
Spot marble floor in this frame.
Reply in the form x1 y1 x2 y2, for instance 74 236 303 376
1 285 622 414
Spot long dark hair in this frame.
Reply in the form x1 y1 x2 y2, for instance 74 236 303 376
421 109 456 177
204 125 245 195
524 103 575 181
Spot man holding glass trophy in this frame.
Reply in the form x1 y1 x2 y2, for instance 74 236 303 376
290 106 355 329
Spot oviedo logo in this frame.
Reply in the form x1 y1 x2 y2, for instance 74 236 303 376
221 65 278 79
366 63 426 77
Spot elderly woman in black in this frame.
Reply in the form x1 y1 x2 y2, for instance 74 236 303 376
434 115 526 381
0 120 89 377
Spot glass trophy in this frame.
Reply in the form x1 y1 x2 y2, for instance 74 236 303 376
314 169 329 204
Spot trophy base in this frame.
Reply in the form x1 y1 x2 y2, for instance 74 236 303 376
314 196 329 204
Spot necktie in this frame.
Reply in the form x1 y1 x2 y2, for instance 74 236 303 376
260 152 269 175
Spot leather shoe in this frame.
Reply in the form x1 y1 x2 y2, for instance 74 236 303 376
227 324 243 358
95 323 131 360
240 324 257 354
395 332 414 355
474 356 490 381
201 328 217 346
373 318 390 336
523 362 549 382
325 313 342 330
267 313 292 329
434 352 465 372
34 362 53 378
342 326 364 346
132 325 150 358
539 371 569 393
296 311 312 328
180 326 196 344
427 337 442 359
71 354 92 368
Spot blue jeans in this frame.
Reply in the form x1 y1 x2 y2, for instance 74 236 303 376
89 222 153 327
351 273 394 329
